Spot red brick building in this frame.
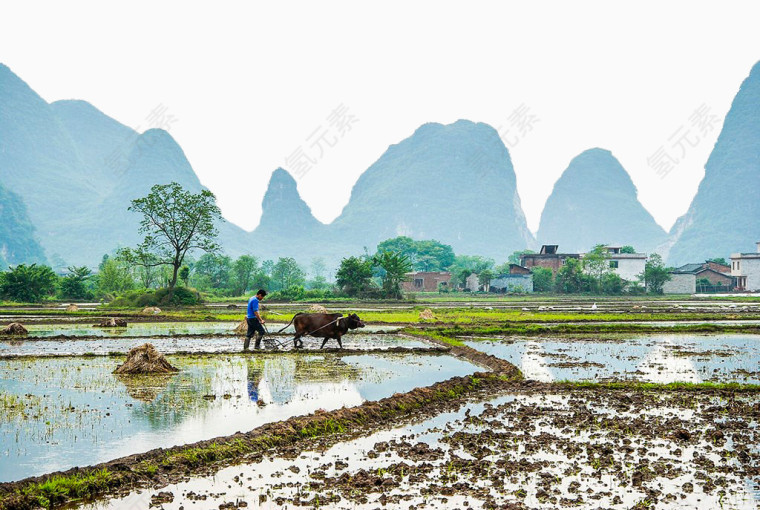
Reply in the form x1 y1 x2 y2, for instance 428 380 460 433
401 272 451 293
520 245 580 274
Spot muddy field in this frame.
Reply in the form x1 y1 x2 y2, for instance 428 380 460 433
87 386 760 509
0 297 758 509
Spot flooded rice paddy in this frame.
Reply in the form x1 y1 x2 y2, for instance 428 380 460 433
0 351 477 482
85 388 760 509
464 334 760 384
0 332 424 357
13 322 401 338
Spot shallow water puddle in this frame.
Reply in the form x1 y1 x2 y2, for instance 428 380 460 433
86 391 760 509
464 334 760 383
0 352 476 482
0 333 428 356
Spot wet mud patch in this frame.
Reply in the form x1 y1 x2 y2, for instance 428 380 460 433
102 385 760 509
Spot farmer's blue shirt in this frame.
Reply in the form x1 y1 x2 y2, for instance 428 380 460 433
246 296 260 319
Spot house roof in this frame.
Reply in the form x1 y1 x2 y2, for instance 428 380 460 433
672 263 704 274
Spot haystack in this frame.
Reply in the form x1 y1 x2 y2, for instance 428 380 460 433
66 304 79 312
95 318 127 327
1 322 28 335
233 320 248 334
419 309 435 321
309 304 328 313
113 343 178 375
141 306 162 315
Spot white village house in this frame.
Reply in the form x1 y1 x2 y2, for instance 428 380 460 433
603 246 647 281
579 246 647 282
731 242 760 291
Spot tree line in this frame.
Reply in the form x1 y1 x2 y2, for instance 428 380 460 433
0 182 708 304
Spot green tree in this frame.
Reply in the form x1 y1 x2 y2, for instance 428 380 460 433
0 264 58 303
95 257 135 297
601 272 626 295
620 245 636 254
336 256 374 297
556 258 589 293
194 253 232 290
583 245 611 293
377 236 417 260
261 259 275 276
124 250 161 289
230 255 259 295
413 240 455 271
59 266 93 300
478 269 494 292
179 266 190 287
531 267 554 293
125 182 222 301
373 251 413 299
375 237 455 271
706 257 728 266
449 255 494 287
641 253 671 294
271 257 306 291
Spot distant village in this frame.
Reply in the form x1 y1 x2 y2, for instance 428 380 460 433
402 243 760 294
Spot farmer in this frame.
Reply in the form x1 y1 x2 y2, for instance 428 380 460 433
244 289 267 350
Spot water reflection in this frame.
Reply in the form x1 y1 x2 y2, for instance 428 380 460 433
0 352 475 482
464 333 760 384
520 341 554 382
115 373 176 403
637 341 702 384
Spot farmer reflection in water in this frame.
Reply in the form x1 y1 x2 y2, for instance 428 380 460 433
247 363 265 407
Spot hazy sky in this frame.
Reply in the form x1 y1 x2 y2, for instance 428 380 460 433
1 1 759 234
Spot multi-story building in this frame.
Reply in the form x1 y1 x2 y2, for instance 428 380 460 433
521 245 580 274
731 242 760 291
602 246 647 282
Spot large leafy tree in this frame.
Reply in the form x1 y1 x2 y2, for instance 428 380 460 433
271 257 306 291
124 182 222 300
376 237 454 271
231 255 260 295
336 256 374 297
556 258 587 293
531 267 554 292
478 269 494 292
373 251 413 299
194 253 232 290
59 266 93 300
0 264 58 303
583 244 611 292
95 257 135 297
449 255 494 287
641 253 671 294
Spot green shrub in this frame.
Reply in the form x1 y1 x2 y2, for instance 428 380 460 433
109 286 202 307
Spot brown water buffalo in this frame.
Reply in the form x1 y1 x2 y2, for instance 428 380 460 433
290 312 365 349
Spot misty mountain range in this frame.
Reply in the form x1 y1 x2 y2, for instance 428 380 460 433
1 60 758 271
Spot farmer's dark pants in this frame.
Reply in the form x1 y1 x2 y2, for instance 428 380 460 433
245 318 265 350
